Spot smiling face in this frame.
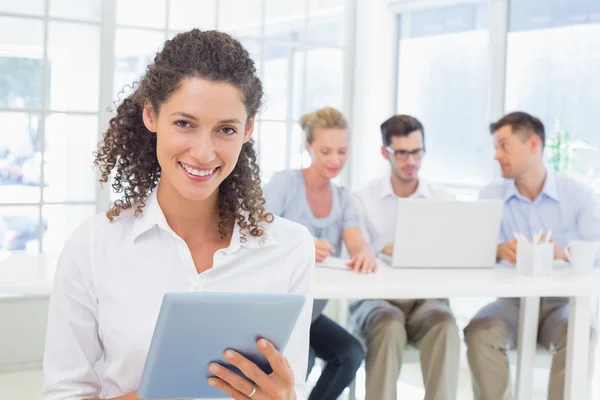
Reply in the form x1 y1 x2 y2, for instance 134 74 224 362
143 77 254 202
306 127 349 179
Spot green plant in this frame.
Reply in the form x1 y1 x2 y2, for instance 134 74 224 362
545 119 600 192
545 119 573 173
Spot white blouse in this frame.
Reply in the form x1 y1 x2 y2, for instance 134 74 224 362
41 190 314 400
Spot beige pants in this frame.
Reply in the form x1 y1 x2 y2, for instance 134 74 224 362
350 299 460 400
464 297 597 400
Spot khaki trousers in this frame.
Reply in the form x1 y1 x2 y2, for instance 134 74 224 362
464 297 597 400
350 298 460 400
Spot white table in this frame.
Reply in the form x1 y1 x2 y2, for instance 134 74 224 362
314 263 600 400
2 254 599 400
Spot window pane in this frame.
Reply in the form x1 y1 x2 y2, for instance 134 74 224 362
506 0 600 190
289 122 309 169
44 114 98 202
0 0 44 16
509 0 600 32
239 39 262 79
218 0 262 39
396 3 492 185
407 2 488 37
306 19 344 47
258 121 287 182
0 112 42 204
0 17 44 109
42 205 95 253
117 0 167 29
50 0 103 22
308 0 345 46
0 206 40 253
114 29 165 100
262 43 300 120
292 51 305 120
302 46 343 117
169 0 216 31
48 22 101 112
265 0 306 41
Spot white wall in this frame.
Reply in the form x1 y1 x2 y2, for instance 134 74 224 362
349 0 397 190
0 297 49 373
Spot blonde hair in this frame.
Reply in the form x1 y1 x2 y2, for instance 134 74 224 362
300 107 348 144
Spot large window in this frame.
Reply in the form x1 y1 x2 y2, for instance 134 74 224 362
0 5 101 254
505 0 600 190
395 2 492 187
394 0 600 193
1 0 351 253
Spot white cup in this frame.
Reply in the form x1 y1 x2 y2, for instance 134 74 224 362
565 240 597 275
516 241 554 276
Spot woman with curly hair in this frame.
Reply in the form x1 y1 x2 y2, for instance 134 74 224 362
42 29 313 400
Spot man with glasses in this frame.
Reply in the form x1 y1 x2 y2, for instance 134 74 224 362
350 115 460 400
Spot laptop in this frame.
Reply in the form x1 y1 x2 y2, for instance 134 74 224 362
390 199 503 268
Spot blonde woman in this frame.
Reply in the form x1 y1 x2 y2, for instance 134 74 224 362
263 107 376 399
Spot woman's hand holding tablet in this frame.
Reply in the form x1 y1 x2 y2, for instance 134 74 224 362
208 338 296 400
134 292 306 399
91 338 297 400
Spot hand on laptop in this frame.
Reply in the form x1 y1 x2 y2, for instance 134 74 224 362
315 238 335 263
497 239 517 264
208 339 296 400
381 243 394 256
347 249 377 274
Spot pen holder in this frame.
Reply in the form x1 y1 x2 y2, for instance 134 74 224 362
516 241 554 276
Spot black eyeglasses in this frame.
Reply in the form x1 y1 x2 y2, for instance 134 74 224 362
385 146 425 160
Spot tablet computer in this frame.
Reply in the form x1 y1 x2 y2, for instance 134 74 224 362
137 291 306 399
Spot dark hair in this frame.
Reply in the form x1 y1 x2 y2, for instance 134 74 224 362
489 111 546 148
94 29 272 240
380 115 425 147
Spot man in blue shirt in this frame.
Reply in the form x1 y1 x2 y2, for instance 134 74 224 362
464 111 599 400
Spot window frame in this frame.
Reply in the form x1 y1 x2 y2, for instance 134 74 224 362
390 0 508 192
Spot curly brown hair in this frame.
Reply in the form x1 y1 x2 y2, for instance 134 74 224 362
94 29 273 240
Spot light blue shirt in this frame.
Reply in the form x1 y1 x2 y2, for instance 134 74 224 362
262 169 360 257
479 169 600 262
263 169 361 321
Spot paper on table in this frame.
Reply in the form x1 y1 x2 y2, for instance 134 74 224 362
317 256 352 270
